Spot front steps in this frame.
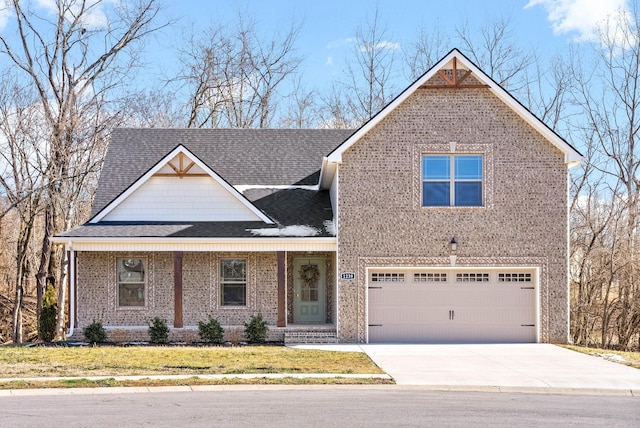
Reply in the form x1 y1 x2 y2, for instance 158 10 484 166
284 329 338 344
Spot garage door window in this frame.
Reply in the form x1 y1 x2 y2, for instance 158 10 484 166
456 273 489 282
422 155 483 206
414 273 447 282
371 273 405 282
499 273 532 282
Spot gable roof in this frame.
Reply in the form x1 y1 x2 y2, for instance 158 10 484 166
91 145 274 224
91 128 354 219
325 48 583 166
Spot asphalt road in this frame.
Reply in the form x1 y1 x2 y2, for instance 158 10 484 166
1 387 638 427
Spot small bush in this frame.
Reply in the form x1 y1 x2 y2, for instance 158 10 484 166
83 319 107 344
244 313 268 344
148 317 169 344
38 281 57 342
198 316 224 344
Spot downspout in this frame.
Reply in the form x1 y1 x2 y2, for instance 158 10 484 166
66 241 75 338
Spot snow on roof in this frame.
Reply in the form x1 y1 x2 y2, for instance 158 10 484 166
248 225 320 237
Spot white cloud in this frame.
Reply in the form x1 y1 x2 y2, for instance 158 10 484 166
359 40 401 52
525 0 630 42
326 56 333 66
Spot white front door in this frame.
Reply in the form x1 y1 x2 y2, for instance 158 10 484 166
293 258 326 323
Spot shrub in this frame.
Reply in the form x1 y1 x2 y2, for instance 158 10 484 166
38 280 57 342
83 319 107 344
244 313 268 344
148 317 169 344
198 316 224 344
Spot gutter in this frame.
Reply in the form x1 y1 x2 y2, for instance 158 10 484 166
66 241 75 338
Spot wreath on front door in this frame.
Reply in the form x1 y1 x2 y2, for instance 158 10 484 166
299 264 320 287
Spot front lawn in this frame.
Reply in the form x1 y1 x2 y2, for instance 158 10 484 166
0 345 384 378
562 345 640 369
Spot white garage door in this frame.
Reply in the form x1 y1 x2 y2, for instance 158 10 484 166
367 268 537 343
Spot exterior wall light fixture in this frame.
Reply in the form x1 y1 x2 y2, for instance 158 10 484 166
450 237 457 252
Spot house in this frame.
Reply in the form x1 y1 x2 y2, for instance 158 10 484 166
52 49 582 344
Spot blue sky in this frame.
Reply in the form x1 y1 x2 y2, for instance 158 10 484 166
149 0 629 90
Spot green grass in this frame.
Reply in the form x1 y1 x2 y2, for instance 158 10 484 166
0 345 385 378
561 345 640 369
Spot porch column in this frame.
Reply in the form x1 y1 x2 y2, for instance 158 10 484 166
173 251 183 328
277 251 286 327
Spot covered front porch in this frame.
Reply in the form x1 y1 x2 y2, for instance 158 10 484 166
56 235 339 343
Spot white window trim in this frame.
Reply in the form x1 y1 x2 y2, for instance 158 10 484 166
414 143 493 210
116 256 148 309
422 155 483 207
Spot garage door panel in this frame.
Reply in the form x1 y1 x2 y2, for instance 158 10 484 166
368 268 537 343
368 305 450 325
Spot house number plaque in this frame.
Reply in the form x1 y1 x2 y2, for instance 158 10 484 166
340 272 356 280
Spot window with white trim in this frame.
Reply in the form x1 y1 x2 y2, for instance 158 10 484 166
220 259 247 306
117 258 146 307
422 155 483 206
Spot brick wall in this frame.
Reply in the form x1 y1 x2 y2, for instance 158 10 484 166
75 251 281 340
336 83 569 343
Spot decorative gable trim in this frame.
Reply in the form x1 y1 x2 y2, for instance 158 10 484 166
90 145 274 224
325 48 583 167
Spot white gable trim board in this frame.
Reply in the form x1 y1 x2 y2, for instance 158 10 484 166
91 145 274 224
366 266 539 343
325 49 582 167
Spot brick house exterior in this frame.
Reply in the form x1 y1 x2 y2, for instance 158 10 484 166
53 49 582 344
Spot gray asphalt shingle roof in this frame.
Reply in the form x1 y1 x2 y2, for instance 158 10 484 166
68 128 352 239
91 128 353 219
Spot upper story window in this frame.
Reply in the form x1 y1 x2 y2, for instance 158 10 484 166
422 155 483 206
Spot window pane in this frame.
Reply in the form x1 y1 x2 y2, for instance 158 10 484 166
222 283 246 306
455 156 482 179
423 182 450 206
221 259 246 281
119 283 145 306
455 182 482 206
422 156 450 179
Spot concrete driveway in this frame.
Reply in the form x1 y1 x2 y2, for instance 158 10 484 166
292 343 640 394
359 344 640 393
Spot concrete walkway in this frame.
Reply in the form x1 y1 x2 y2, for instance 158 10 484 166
293 343 640 395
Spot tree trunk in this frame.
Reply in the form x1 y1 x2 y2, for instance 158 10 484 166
55 249 68 340
35 208 53 324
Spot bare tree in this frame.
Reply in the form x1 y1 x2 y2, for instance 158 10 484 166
336 8 398 125
0 0 164 342
404 25 450 81
177 15 302 128
569 7 640 349
456 17 536 95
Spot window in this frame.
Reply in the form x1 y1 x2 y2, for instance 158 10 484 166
371 273 405 282
499 273 532 282
414 273 447 282
456 273 489 282
220 259 247 306
422 155 483 206
117 258 145 307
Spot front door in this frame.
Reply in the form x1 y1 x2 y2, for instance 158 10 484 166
293 258 326 323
